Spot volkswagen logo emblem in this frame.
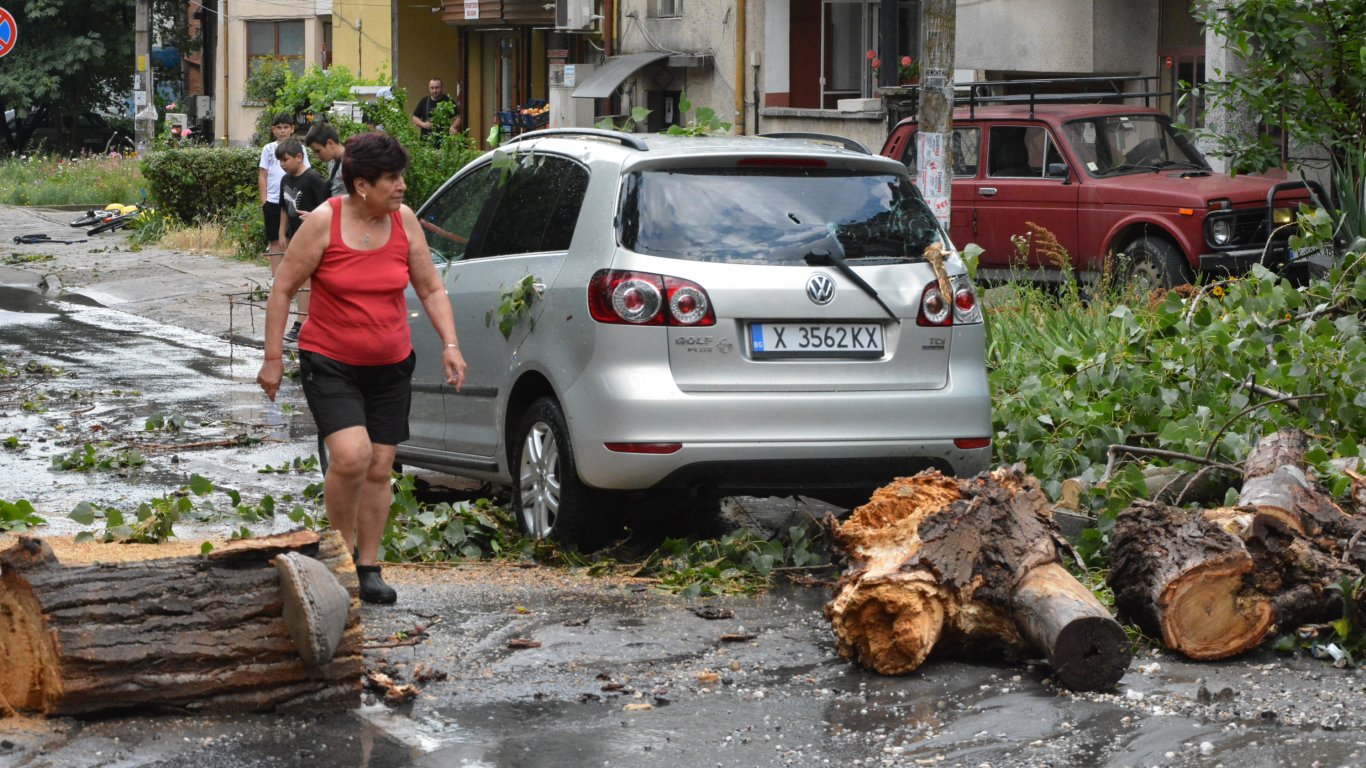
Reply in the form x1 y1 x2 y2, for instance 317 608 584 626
806 273 836 305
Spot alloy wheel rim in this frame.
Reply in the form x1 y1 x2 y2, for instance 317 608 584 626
519 421 561 538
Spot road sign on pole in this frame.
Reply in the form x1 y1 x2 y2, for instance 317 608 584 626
0 7 18 58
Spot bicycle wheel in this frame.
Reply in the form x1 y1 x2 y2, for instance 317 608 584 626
87 210 137 236
69 210 115 228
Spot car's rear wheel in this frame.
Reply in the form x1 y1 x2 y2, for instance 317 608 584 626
512 397 602 549
1121 236 1193 290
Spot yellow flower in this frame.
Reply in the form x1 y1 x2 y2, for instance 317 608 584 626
1210 285 1225 298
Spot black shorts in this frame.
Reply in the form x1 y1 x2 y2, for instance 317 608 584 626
262 202 282 245
299 350 416 445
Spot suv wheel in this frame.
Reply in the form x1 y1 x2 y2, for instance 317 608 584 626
1122 236 1193 289
512 397 600 548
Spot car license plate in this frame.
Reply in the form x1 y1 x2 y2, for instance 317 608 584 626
749 323 884 359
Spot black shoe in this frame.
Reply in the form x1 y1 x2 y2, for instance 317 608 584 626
357 564 397 604
283 322 302 344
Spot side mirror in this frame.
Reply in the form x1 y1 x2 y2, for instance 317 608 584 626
1046 162 1069 179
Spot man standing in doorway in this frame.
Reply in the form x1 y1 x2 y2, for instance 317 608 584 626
411 78 463 141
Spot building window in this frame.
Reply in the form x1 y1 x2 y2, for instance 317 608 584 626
819 0 919 108
650 0 682 18
248 20 306 76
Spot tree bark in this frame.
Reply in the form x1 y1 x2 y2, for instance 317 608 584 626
1109 500 1274 660
827 467 1130 691
0 531 362 716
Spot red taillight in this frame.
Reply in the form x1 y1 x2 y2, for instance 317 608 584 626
954 437 991 450
604 442 683 454
918 283 951 326
589 270 715 326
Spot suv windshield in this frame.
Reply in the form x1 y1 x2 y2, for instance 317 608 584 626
1060 114 1208 177
618 168 944 265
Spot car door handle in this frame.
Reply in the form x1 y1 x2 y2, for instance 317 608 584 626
979 187 998 197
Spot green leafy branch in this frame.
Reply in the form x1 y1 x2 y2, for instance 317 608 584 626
487 274 543 339
1 499 46 533
663 92 734 136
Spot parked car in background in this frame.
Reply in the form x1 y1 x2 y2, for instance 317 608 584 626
397 129 992 548
881 78 1321 287
4 107 135 155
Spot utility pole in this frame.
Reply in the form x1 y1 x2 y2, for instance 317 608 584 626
917 0 955 230
134 0 158 154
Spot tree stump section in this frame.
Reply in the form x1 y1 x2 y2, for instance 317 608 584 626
1108 500 1274 660
0 531 362 716
826 467 1130 691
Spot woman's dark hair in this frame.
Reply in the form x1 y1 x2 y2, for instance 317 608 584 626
341 132 410 195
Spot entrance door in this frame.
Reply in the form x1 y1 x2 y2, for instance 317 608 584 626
480 32 524 120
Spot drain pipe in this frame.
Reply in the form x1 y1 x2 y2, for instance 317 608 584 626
219 0 230 145
734 0 746 133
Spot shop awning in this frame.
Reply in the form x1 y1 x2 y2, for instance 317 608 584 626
572 52 672 99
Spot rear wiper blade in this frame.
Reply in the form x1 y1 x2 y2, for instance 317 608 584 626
804 242 900 323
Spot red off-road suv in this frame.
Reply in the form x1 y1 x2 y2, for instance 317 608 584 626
881 84 1319 287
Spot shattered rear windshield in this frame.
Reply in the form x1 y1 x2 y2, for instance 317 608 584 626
617 168 945 265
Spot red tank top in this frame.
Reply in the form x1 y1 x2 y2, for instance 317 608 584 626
297 198 413 365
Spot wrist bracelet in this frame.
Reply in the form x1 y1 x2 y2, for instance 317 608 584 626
445 343 460 350
264 355 282 361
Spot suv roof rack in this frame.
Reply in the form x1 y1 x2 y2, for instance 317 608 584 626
756 132 872 155
504 127 650 152
955 76 1165 119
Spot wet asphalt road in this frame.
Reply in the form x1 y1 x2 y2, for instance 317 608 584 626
3 208 1366 767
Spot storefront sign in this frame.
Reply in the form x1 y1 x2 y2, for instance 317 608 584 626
563 65 577 87
547 49 569 59
464 0 479 19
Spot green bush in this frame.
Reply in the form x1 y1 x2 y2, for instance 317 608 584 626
250 63 482 210
141 147 259 224
221 198 267 261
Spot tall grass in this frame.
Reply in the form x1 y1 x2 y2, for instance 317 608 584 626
0 154 145 206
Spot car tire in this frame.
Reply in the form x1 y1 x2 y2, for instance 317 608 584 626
511 397 604 549
1121 236 1193 290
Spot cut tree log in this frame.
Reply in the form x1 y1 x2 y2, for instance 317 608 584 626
826 466 1130 691
0 530 362 716
1108 500 1274 660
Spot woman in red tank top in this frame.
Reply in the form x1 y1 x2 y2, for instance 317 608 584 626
256 132 468 605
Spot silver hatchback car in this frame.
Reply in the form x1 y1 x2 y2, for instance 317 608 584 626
396 129 991 547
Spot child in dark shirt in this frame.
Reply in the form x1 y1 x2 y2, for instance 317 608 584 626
277 138 331 241
275 138 330 342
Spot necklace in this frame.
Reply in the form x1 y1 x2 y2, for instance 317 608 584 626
363 231 372 244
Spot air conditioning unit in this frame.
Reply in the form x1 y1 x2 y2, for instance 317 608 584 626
556 0 595 30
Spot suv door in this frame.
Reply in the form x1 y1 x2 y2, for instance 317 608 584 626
413 154 591 459
973 124 1079 272
406 162 502 451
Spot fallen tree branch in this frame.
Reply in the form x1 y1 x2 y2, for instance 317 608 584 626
1222 373 1301 413
1271 295 1357 329
1205 394 1325 461
1100 445 1242 486
127 437 252 451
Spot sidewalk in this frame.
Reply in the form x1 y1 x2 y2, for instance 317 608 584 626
0 204 274 346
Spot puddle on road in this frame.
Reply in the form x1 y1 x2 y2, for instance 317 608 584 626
0 285 320 534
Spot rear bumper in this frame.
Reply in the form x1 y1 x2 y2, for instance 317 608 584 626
563 329 993 493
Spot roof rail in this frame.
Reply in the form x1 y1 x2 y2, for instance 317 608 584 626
954 76 1165 119
503 128 650 151
756 132 872 155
